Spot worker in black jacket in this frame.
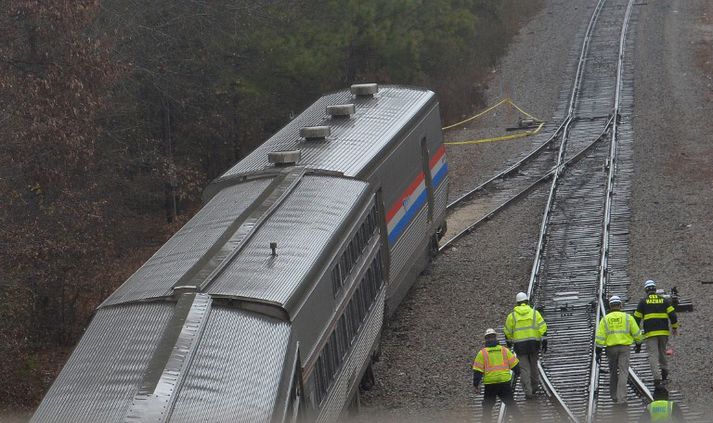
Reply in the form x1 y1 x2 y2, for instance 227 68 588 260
634 280 679 384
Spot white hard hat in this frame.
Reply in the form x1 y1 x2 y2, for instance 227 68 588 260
609 295 622 305
484 328 497 337
644 279 656 290
515 292 528 303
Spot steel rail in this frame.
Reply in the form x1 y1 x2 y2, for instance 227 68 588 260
495 0 611 421
440 116 613 253
445 0 608 255
446 119 568 210
494 0 656 420
586 1 650 421
525 0 609 300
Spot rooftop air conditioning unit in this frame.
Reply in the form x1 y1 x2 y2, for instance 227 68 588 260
300 125 331 140
268 150 301 166
326 103 356 117
350 83 378 97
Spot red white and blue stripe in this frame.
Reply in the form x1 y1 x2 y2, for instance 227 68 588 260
385 145 448 246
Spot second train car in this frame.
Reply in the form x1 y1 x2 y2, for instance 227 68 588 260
32 83 448 422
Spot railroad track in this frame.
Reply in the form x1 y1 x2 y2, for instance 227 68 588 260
488 0 704 421
439 0 619 252
441 0 658 420
440 0 706 420
494 0 647 421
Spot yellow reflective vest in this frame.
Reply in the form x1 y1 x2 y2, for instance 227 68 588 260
595 310 642 347
503 304 547 343
472 345 519 384
647 400 674 421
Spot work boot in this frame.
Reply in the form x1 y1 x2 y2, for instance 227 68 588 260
661 369 668 381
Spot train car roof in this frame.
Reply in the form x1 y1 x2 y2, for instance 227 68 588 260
32 301 293 422
214 85 437 181
101 172 370 318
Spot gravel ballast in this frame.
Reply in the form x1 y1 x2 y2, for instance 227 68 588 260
357 0 713 420
628 0 713 414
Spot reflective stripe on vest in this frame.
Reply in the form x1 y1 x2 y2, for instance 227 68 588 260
598 311 641 347
643 312 670 321
511 307 543 343
648 400 673 421
478 346 515 384
482 347 510 372
603 313 630 335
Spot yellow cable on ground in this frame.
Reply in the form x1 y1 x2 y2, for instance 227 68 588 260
508 100 541 122
442 98 510 131
442 97 544 145
445 122 544 146
442 98 542 131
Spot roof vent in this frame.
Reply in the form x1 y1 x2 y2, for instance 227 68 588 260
300 125 331 140
172 285 198 298
351 83 378 97
326 103 356 118
268 150 301 166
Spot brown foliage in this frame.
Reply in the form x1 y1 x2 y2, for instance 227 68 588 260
0 0 545 410
0 0 125 407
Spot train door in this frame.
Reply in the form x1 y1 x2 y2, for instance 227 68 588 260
420 136 435 223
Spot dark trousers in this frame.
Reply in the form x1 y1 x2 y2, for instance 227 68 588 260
482 382 521 422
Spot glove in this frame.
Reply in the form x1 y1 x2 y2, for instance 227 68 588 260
634 344 641 353
596 347 603 362
541 339 548 354
506 341 513 349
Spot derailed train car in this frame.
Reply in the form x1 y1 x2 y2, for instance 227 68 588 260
32 84 448 422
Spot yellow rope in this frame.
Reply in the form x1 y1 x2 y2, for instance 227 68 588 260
442 97 544 145
442 98 542 131
445 122 544 146
441 98 510 131
508 100 540 122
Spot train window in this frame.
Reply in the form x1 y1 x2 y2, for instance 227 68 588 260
359 225 368 249
313 246 390 406
324 344 334 385
338 317 348 358
315 356 326 404
330 344 338 378
331 266 342 297
370 206 378 231
349 242 358 266
349 300 360 335
355 287 366 323
360 282 370 315
357 227 365 252
342 252 352 275
363 268 372 300
340 253 349 280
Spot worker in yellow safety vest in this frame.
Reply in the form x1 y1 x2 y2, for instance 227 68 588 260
503 291 547 399
638 386 685 422
595 295 643 405
472 328 522 422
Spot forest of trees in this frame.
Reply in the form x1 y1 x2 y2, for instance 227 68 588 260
0 0 542 409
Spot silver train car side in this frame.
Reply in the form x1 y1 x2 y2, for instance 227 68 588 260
32 84 448 422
